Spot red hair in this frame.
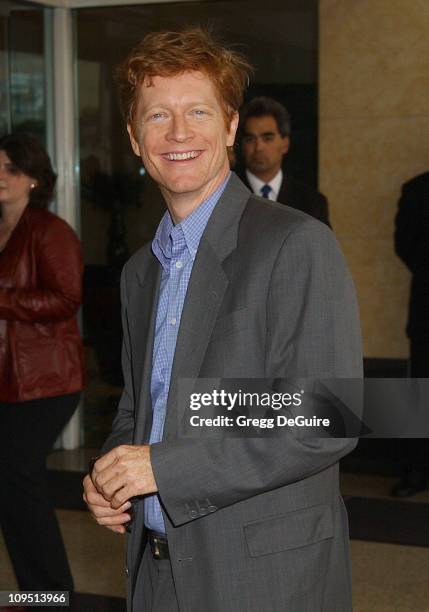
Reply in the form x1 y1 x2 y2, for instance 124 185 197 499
117 27 252 131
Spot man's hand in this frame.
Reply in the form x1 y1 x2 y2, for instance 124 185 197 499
83 474 131 534
92 445 158 510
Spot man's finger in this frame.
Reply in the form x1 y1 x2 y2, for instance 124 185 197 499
91 503 131 519
93 447 126 474
93 464 124 493
83 473 110 503
96 513 131 526
84 471 129 507
110 485 134 510
84 490 113 507
107 525 126 534
95 474 128 502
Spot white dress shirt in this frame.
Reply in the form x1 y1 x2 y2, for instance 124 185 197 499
245 169 283 201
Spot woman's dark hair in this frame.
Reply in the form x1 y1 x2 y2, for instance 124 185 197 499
0 132 57 208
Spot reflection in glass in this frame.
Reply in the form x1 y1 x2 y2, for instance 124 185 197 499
0 13 10 135
0 4 46 142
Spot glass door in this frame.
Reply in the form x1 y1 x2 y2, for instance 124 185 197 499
0 1 49 142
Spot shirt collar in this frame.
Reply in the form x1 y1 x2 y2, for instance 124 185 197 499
152 173 231 271
245 168 283 200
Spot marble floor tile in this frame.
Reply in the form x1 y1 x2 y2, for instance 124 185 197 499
0 510 125 598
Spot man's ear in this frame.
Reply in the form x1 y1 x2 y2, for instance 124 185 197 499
281 136 290 156
127 124 141 157
226 111 239 147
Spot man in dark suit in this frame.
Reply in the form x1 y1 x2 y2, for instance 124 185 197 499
392 171 429 496
83 28 362 611
238 96 330 226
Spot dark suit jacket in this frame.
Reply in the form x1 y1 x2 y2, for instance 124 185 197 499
238 170 331 227
395 171 429 339
102 174 362 612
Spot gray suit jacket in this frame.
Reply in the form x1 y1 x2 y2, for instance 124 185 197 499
102 173 362 612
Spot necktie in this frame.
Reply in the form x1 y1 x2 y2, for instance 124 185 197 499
260 184 272 199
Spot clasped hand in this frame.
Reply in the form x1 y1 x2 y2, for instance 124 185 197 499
83 444 157 534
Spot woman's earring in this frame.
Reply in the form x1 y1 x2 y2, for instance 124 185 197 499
30 183 36 189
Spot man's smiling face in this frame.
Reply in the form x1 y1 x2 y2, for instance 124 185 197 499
128 71 238 207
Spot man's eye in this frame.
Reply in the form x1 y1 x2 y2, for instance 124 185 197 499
263 135 275 142
242 136 255 144
191 109 207 117
150 112 167 121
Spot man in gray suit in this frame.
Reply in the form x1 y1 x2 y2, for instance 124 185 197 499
83 28 362 611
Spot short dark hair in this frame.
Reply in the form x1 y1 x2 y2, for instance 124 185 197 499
241 96 291 138
0 132 56 208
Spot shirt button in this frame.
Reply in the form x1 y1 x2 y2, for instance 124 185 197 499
170 318 177 326
175 260 183 269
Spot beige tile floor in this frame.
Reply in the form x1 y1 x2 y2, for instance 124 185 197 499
0 510 126 598
1 472 429 609
351 541 429 611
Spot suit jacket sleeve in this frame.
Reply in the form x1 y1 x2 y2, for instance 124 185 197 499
394 180 422 272
150 221 363 527
101 266 135 454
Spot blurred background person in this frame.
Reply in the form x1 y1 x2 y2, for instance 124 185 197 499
392 170 429 497
0 133 84 594
238 96 330 226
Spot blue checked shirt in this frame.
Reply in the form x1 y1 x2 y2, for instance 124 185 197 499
145 174 231 534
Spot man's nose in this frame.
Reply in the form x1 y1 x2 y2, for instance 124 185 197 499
167 114 193 142
254 137 265 152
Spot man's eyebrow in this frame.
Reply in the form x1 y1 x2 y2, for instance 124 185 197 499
243 131 276 137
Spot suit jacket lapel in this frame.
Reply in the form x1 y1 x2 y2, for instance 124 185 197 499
163 174 251 437
130 255 161 443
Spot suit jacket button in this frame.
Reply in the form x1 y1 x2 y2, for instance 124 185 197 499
189 510 198 518
208 505 217 513
125 567 129 576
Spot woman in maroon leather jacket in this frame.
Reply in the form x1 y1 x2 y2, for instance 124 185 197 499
0 133 85 594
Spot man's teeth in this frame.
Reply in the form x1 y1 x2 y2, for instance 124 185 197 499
166 151 199 161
